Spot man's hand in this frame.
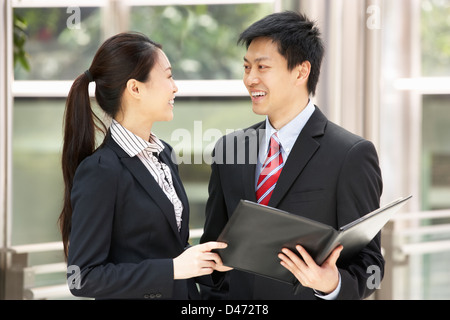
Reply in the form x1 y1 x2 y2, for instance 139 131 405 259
278 244 343 294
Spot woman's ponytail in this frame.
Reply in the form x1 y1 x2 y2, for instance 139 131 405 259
59 71 102 259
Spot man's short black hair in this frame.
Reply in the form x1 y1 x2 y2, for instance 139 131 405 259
238 11 324 96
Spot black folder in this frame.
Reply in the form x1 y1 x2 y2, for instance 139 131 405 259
216 196 412 285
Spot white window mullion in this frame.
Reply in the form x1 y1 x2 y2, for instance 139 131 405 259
12 80 248 98
126 0 275 6
394 77 450 95
12 0 108 8
12 0 275 8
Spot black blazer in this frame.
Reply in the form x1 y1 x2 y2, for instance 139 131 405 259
200 106 384 300
67 133 199 299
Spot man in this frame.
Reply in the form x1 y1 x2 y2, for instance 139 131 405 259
200 11 384 300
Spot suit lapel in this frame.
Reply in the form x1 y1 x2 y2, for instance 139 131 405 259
269 107 327 207
159 148 190 242
105 135 184 245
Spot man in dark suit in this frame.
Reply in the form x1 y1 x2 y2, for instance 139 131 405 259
200 11 384 300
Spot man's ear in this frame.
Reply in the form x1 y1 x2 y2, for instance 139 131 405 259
125 79 141 99
296 61 311 84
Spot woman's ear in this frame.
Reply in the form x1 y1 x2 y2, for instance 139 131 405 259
125 79 141 99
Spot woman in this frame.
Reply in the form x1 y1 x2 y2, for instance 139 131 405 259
58 32 227 299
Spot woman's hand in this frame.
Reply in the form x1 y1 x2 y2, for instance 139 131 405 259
173 241 231 279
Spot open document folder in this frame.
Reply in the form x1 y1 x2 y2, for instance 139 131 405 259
216 195 412 284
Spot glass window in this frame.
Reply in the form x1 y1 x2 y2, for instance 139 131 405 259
129 3 273 80
415 0 450 300
12 3 273 246
419 251 450 299
12 98 65 245
420 0 450 77
13 7 102 80
12 97 262 245
421 95 450 211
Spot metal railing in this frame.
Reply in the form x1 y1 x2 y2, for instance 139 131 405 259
378 209 450 300
4 242 70 300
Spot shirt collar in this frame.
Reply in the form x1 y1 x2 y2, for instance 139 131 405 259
110 119 164 157
264 99 315 155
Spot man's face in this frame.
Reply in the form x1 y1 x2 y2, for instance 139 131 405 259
243 37 300 123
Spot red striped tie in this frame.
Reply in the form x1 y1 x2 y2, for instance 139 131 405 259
256 133 284 206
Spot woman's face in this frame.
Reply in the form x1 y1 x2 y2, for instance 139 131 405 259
140 49 178 123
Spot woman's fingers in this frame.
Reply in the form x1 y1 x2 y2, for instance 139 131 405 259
173 242 231 279
199 241 228 252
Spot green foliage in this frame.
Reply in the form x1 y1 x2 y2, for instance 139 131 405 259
13 7 101 80
13 4 270 81
130 4 273 80
13 12 30 72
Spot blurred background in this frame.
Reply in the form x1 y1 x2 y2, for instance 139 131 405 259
1 0 449 300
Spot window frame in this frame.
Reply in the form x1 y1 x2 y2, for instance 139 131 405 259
9 0 279 238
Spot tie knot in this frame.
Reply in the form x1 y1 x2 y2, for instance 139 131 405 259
269 133 281 155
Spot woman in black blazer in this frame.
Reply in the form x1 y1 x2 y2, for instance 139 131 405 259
58 32 227 299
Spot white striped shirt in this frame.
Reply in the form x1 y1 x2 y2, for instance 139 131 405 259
110 119 183 231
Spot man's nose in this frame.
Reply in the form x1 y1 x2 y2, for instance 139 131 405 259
244 70 260 87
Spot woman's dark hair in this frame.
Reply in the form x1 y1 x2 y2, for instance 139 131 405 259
59 32 162 258
238 11 324 96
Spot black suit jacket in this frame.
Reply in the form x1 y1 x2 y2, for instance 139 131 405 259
67 133 200 299
200 106 384 300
